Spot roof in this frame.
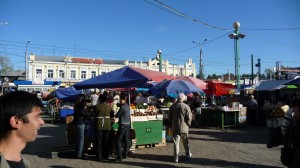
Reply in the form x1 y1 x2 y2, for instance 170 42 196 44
0 70 25 77
254 80 291 91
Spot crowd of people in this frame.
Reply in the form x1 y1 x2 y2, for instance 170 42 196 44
1 89 300 167
67 90 205 163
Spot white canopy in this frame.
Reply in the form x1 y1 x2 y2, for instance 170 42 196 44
254 80 291 91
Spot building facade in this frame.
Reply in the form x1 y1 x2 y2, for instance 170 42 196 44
28 54 196 87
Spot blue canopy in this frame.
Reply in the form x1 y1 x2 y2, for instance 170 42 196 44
150 79 204 98
56 86 83 102
73 66 174 90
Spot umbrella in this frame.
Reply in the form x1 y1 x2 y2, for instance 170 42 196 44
73 66 175 90
149 79 204 98
177 76 207 90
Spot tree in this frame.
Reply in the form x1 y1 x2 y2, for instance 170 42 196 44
264 68 273 79
0 56 14 75
207 74 219 80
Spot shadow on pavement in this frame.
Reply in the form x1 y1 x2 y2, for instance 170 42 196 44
23 123 68 158
131 153 280 168
188 126 268 145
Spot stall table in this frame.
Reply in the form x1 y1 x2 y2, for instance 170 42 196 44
202 108 239 130
113 115 163 146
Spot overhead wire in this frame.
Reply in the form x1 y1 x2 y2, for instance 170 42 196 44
145 0 300 31
144 0 231 31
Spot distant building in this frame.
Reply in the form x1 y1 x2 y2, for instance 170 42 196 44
25 54 196 87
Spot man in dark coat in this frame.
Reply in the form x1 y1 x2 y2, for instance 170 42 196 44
114 95 131 162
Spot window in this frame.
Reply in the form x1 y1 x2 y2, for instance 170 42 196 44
81 71 86 79
36 69 42 78
71 70 76 79
48 69 53 78
91 71 96 78
59 70 65 78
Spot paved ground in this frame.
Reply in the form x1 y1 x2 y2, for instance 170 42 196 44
23 121 284 168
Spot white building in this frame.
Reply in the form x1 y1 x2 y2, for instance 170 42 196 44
28 54 197 87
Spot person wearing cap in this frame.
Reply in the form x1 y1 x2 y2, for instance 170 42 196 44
169 93 192 163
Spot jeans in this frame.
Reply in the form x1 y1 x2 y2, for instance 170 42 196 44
95 130 111 161
195 113 201 128
173 133 191 159
75 123 85 158
116 125 130 159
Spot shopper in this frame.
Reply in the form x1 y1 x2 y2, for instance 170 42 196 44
90 91 99 107
0 91 45 167
73 94 88 159
246 95 257 124
282 97 300 167
114 95 131 162
193 92 202 128
94 94 114 161
169 93 192 163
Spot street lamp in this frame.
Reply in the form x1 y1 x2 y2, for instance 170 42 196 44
193 39 207 79
157 49 162 72
25 40 30 80
228 22 246 90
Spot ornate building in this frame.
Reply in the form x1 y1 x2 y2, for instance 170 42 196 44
28 54 196 87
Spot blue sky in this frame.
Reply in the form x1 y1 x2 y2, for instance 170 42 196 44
0 0 299 77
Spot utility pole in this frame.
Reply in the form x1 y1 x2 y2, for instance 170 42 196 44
193 39 207 79
228 69 230 82
251 54 254 85
200 49 203 79
25 40 30 81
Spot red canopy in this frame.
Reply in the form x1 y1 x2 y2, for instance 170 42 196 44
177 76 207 90
130 66 176 82
204 80 235 96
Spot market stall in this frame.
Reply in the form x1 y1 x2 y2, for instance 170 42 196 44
201 106 246 130
71 66 175 148
111 108 164 147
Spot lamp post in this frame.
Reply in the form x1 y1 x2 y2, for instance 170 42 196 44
157 49 162 72
228 22 246 91
25 40 30 80
255 58 261 81
193 39 207 79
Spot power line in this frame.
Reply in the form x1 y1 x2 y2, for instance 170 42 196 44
250 34 300 49
242 28 300 31
144 0 230 31
145 0 300 32
165 32 232 56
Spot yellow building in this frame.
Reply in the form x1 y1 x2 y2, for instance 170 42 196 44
28 54 197 87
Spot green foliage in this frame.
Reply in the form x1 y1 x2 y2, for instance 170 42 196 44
136 103 147 109
0 56 14 74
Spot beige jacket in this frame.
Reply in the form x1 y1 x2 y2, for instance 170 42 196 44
0 153 30 168
169 102 192 134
